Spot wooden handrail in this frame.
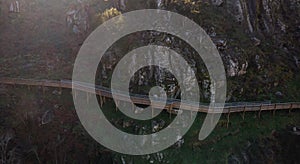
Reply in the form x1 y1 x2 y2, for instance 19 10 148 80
1 77 300 114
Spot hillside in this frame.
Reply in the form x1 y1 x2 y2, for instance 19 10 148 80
1 0 299 101
0 0 300 163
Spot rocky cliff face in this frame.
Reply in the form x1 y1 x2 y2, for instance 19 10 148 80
222 0 300 67
225 0 299 35
97 0 300 101
210 0 300 70
127 0 299 101
0 0 298 101
211 0 300 100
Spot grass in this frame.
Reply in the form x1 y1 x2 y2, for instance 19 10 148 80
1 85 300 163
111 105 300 163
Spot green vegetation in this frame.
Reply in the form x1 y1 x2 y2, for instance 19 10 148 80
1 86 299 163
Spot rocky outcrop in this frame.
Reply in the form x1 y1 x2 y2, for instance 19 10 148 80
224 0 300 35
225 58 248 77
96 0 300 101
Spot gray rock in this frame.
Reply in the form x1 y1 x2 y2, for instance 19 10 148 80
245 140 251 149
275 91 283 97
277 19 287 33
228 154 241 164
122 120 133 128
158 119 165 128
216 39 227 51
152 119 165 132
251 37 261 46
208 27 217 37
211 0 224 6
41 110 54 125
238 61 248 76
227 0 244 22
293 127 297 132
228 59 239 77
152 120 160 132
241 151 249 164
294 56 299 68
52 89 61 95
54 104 61 109
174 138 184 148
255 55 262 70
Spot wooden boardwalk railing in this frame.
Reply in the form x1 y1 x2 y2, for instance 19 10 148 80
1 77 300 117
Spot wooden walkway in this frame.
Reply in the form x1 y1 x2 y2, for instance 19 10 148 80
1 77 300 118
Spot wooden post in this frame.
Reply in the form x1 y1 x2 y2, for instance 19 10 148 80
103 96 106 103
99 96 103 107
151 106 154 118
289 103 293 113
59 83 62 94
273 104 277 116
115 100 119 111
227 108 231 128
86 93 89 104
242 105 246 120
74 90 77 100
42 82 45 95
258 104 262 119
13 82 16 88
132 103 135 112
169 103 173 120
